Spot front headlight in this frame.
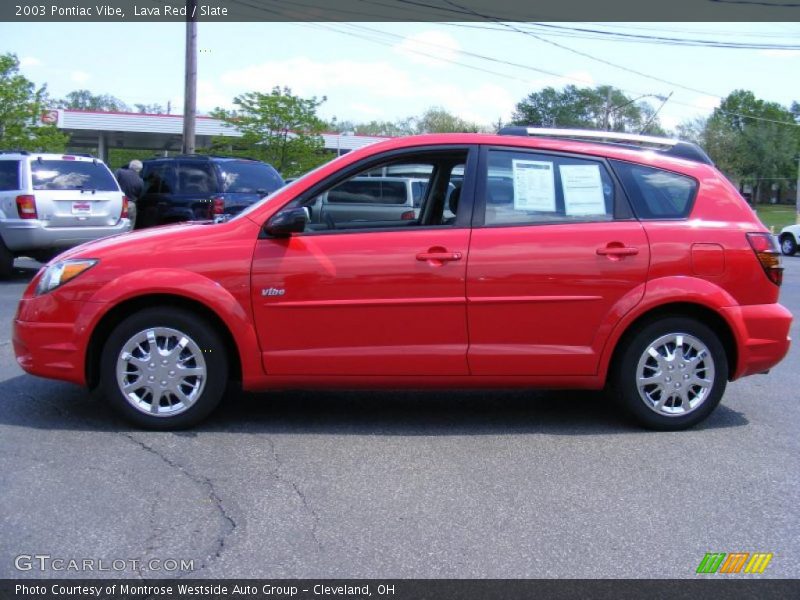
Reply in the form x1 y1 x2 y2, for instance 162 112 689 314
35 259 98 295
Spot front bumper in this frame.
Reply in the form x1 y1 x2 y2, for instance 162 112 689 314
12 295 93 386
722 303 793 379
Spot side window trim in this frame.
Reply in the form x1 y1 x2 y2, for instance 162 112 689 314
472 145 634 229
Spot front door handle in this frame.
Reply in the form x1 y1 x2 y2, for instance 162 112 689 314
416 251 462 262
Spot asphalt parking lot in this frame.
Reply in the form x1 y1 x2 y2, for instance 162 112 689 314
0 257 798 580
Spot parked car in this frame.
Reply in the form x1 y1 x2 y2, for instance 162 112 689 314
307 176 430 226
13 129 792 430
0 151 130 278
778 223 799 256
137 155 284 228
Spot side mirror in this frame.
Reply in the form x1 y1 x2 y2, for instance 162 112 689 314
264 207 309 237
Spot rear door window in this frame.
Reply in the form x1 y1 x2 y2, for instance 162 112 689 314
610 160 697 219
482 150 616 226
31 160 118 191
0 161 20 191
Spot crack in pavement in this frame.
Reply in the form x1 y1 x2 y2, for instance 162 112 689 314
121 433 238 575
265 435 322 550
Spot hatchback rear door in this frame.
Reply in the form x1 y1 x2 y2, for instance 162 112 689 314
29 158 123 228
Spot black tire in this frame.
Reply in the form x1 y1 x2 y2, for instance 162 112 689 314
99 307 228 429
780 234 797 256
0 238 14 279
612 317 728 431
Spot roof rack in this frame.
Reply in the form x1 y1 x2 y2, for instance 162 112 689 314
165 154 261 161
0 150 30 155
497 126 714 166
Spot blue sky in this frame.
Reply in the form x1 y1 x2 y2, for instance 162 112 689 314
2 21 799 131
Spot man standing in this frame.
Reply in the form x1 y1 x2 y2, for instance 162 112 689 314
114 160 144 228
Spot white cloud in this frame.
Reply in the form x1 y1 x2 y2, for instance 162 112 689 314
758 49 800 58
216 57 518 126
20 56 42 68
70 70 90 83
693 95 721 111
196 80 234 112
527 70 596 90
349 102 384 117
393 30 461 68
220 57 416 100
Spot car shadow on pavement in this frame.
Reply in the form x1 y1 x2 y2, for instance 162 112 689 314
0 374 749 436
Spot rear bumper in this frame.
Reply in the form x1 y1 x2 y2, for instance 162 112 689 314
722 303 793 379
1 219 132 252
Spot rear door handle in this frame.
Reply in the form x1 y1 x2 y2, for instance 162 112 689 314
416 251 462 262
596 246 639 257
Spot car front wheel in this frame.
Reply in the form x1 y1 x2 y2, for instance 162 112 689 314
780 234 797 256
100 307 228 429
613 317 728 431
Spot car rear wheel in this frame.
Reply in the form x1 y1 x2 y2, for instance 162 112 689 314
780 234 797 256
100 307 228 429
613 317 728 431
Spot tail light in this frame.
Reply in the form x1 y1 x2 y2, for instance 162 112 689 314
121 196 129 219
400 210 416 221
747 232 783 286
16 195 37 219
211 196 225 217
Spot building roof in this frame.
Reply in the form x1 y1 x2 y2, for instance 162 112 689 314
42 109 389 153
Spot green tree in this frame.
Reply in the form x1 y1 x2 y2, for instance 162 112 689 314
211 86 328 177
512 85 664 133
412 107 483 133
0 53 67 151
57 89 129 111
704 90 799 203
134 103 165 114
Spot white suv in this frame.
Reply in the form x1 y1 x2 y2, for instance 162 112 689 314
0 152 131 277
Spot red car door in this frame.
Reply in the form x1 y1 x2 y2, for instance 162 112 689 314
466 147 650 376
250 148 475 376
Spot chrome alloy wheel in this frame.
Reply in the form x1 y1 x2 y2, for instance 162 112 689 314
635 332 715 417
115 327 207 417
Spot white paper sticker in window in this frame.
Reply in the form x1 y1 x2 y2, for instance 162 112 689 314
560 164 607 216
512 159 556 212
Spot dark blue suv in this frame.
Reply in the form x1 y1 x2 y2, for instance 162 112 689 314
137 155 284 228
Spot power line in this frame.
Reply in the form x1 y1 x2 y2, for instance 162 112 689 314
228 0 800 128
329 21 800 128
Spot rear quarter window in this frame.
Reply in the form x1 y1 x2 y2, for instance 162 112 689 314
31 160 118 191
0 161 20 191
611 160 697 219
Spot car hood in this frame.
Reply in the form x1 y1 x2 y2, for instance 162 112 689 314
53 221 216 262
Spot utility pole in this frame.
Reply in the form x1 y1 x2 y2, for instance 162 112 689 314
603 87 612 130
182 0 197 155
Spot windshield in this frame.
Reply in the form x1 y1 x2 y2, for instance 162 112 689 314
32 160 118 191
219 161 284 194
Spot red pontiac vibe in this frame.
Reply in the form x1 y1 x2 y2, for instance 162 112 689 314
12 129 792 430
